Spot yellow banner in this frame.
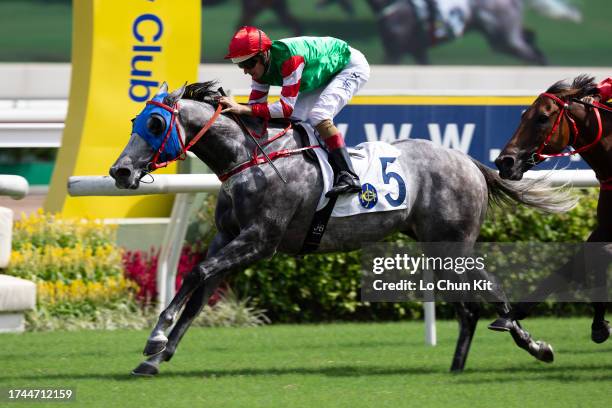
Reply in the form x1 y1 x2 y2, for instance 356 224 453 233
46 0 201 218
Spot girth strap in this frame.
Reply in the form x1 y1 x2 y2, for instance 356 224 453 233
299 196 338 254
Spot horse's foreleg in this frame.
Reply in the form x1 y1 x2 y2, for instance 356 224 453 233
133 276 225 376
142 226 277 358
142 265 204 356
132 234 231 376
451 302 480 372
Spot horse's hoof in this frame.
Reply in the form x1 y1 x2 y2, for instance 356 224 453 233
533 341 554 363
131 361 159 377
143 336 168 356
487 317 513 332
591 320 610 344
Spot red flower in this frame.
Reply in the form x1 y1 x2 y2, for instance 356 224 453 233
123 243 225 307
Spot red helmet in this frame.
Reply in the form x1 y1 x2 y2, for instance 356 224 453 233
225 26 272 63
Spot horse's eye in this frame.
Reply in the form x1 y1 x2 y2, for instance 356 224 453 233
147 114 166 136
536 114 549 125
520 109 527 118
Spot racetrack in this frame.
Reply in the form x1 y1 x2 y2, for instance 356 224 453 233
2 318 610 407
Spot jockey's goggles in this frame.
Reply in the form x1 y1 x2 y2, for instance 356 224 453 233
238 55 260 70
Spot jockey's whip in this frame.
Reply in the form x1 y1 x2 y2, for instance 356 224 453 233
218 87 287 184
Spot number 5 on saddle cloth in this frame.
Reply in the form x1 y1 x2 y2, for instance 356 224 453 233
298 123 409 253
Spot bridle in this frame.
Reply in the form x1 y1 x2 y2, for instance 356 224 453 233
534 92 608 160
535 92 612 189
143 96 316 183
146 99 222 170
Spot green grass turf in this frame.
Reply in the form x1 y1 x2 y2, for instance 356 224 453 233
1 318 610 407
1 0 612 65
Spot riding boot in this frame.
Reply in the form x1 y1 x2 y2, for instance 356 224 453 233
325 147 362 198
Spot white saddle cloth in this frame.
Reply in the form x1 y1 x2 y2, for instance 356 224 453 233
304 125 409 217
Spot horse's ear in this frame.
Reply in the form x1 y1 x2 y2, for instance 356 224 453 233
156 82 169 96
165 83 187 106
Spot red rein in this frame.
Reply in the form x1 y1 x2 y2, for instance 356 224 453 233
218 122 321 182
146 99 318 181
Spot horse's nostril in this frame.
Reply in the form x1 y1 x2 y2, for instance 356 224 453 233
495 156 515 171
115 167 132 179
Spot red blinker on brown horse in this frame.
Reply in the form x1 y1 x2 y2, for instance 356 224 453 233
492 74 612 343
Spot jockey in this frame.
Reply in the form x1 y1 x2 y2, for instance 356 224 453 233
219 26 370 197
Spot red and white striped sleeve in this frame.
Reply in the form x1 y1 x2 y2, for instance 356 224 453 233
251 56 304 120
248 79 271 118
248 79 269 104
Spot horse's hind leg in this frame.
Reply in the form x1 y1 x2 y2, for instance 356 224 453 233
237 0 261 30
451 302 480 372
587 226 611 343
591 303 610 343
272 0 303 36
474 1 547 65
482 26 547 65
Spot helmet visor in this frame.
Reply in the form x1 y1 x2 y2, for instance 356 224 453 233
231 52 258 64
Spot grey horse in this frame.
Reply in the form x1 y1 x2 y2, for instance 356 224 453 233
365 0 547 65
110 82 575 376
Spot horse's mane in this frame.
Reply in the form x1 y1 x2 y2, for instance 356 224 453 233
546 74 598 99
183 80 220 105
182 80 267 131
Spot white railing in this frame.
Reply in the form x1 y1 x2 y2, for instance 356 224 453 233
0 175 29 199
0 175 29 269
68 174 221 196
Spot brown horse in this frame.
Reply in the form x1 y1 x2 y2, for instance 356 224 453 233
493 75 611 343
203 0 303 36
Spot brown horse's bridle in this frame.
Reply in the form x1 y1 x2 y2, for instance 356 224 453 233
534 92 604 160
536 92 612 190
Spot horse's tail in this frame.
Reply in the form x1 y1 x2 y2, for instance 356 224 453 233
471 159 578 213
